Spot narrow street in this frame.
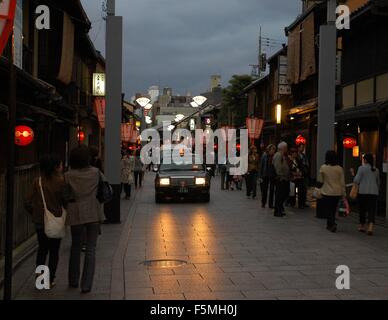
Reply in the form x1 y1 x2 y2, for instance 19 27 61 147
12 173 388 300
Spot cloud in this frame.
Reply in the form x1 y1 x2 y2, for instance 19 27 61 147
82 0 300 97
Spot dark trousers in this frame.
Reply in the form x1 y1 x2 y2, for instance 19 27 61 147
246 171 258 197
69 222 99 291
261 177 275 207
322 195 341 228
358 194 378 224
121 183 131 198
291 178 305 207
35 227 61 283
274 180 290 215
134 171 143 188
220 167 227 190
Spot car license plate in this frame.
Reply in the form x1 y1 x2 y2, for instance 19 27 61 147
178 187 188 193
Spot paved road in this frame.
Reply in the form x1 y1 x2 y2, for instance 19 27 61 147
11 172 388 300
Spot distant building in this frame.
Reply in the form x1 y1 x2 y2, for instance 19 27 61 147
210 75 221 91
148 85 160 103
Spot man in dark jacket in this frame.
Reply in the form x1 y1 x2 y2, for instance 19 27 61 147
260 144 276 208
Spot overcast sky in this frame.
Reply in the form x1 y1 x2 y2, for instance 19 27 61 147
81 0 301 98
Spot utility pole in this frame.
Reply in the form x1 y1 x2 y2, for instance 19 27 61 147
316 0 337 177
4 30 16 301
258 26 262 79
104 0 123 223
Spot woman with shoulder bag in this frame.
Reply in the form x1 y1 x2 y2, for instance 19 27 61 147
353 153 380 235
24 154 68 289
65 145 107 293
318 150 346 233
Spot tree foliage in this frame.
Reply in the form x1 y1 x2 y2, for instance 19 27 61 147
218 75 253 128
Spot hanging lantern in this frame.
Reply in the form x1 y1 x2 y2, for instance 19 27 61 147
77 129 85 142
94 97 106 128
0 0 17 56
246 117 264 141
343 137 357 149
295 135 307 146
352 146 360 158
121 123 133 142
15 125 34 146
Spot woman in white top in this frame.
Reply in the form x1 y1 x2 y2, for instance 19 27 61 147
318 150 346 233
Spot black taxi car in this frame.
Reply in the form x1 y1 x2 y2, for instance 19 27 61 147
154 159 211 203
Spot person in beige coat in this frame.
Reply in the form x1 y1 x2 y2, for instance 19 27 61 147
318 150 346 233
65 145 106 293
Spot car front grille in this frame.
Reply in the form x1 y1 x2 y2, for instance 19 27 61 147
170 177 195 187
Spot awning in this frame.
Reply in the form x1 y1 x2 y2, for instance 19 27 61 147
288 99 317 115
335 101 387 121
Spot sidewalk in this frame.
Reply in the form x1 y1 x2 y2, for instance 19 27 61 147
9 187 139 300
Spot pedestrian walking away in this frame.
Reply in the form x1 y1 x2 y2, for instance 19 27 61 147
353 153 380 235
65 145 107 293
24 154 68 289
317 150 346 233
260 144 276 208
273 142 290 217
246 145 260 199
134 150 144 188
121 150 135 200
219 161 227 190
297 143 309 208
288 148 303 208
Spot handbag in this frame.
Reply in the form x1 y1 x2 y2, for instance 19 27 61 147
337 198 351 217
349 183 359 200
96 171 113 204
38 177 67 239
289 182 296 197
312 187 322 199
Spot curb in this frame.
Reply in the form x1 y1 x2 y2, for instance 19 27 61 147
110 188 142 300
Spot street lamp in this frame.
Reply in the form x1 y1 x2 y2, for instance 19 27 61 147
192 95 207 107
136 97 151 133
190 102 199 108
174 114 185 122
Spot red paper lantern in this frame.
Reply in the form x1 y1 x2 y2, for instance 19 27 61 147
15 125 34 146
0 0 17 56
343 137 357 149
295 135 307 146
77 130 85 142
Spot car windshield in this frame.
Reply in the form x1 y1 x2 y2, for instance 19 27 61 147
159 162 204 172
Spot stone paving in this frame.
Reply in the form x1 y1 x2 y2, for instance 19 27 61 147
10 172 388 300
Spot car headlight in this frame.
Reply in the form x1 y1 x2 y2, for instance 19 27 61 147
159 178 170 186
195 177 206 185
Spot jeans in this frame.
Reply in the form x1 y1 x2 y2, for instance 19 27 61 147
322 195 341 228
69 222 100 291
358 194 378 224
246 171 258 197
274 180 290 215
35 226 61 283
134 171 143 188
261 177 275 207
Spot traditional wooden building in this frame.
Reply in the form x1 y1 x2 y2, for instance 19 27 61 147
337 1 388 217
0 0 104 262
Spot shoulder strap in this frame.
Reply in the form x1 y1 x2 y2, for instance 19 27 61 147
38 177 48 210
